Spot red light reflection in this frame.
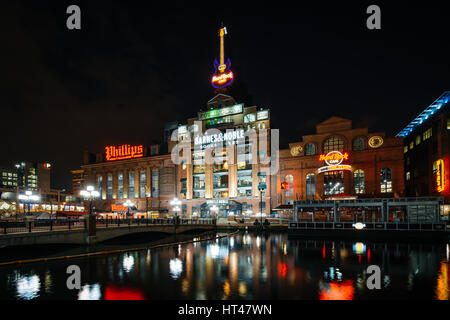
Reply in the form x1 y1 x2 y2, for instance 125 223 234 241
319 280 354 300
104 285 145 300
278 262 288 278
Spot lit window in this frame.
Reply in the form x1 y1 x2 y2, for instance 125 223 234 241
284 175 294 197
423 127 432 141
323 137 344 153
118 173 123 199
305 143 316 156
415 135 421 145
140 171 146 198
107 174 112 200
380 168 392 193
128 172 134 198
406 172 411 181
352 137 365 151
409 141 414 150
306 173 315 196
404 146 408 153
353 170 365 194
152 169 158 198
447 118 450 130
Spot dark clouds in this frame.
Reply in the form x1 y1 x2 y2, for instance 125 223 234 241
1 1 449 189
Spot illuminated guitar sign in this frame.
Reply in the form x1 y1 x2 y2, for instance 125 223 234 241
318 151 352 173
105 144 144 161
211 27 234 89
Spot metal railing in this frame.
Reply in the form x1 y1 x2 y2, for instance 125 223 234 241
288 221 448 232
0 218 216 235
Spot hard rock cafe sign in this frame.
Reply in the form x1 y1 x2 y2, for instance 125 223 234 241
211 27 234 89
318 151 352 174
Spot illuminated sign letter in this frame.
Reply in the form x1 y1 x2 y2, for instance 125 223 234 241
105 144 144 161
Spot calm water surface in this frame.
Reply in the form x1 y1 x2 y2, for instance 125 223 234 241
0 232 449 300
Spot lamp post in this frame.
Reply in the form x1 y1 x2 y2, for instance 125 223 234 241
144 184 150 220
258 172 267 228
80 186 100 237
80 186 100 217
18 190 40 217
170 197 182 219
124 199 134 219
210 205 219 218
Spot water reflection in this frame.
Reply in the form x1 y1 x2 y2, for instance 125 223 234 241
0 233 449 300
78 284 101 300
15 273 40 300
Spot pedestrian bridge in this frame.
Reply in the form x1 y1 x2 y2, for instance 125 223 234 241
0 218 216 248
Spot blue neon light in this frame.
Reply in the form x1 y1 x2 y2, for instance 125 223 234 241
396 91 450 137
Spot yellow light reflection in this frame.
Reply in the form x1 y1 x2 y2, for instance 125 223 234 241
238 282 247 297
436 262 449 300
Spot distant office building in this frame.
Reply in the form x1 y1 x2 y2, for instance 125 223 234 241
0 161 51 192
398 91 450 203
71 169 86 195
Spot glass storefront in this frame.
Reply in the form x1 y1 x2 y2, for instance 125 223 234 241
324 171 344 195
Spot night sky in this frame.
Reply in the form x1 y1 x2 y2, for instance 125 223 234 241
2 1 449 190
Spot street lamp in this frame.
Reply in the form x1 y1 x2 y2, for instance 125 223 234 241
258 172 267 228
124 199 135 219
18 190 40 217
80 185 100 217
210 205 219 218
170 197 182 218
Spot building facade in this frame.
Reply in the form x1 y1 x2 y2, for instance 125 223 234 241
276 117 405 207
172 93 273 217
81 145 176 216
399 91 450 203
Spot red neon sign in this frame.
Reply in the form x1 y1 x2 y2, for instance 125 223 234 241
319 151 349 165
105 144 144 161
212 71 234 87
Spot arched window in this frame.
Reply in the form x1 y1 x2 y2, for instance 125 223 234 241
285 175 294 197
353 169 365 194
305 143 316 156
380 168 392 193
306 173 315 196
323 137 344 153
352 137 365 151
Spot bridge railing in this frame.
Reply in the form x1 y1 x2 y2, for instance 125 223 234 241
0 217 216 234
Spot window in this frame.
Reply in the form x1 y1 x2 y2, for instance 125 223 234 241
305 143 316 156
118 173 123 199
306 173 315 196
352 137 365 151
213 174 228 188
423 127 432 141
97 176 103 197
129 172 135 198
323 137 344 153
404 145 408 153
380 168 392 193
324 171 344 195
107 174 112 200
285 175 294 197
409 141 414 150
406 172 411 181
140 171 146 198
237 171 252 188
244 113 256 123
152 169 158 198
447 118 450 130
353 170 365 194
193 175 205 190
415 135 421 146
